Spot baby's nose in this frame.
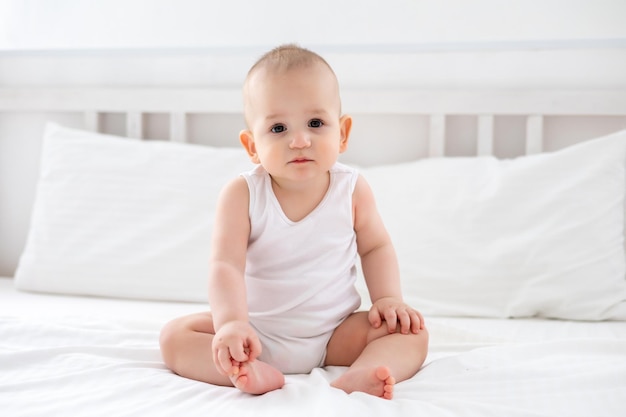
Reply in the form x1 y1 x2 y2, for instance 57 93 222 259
289 132 311 148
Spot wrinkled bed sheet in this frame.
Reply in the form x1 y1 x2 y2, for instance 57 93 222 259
1 278 625 417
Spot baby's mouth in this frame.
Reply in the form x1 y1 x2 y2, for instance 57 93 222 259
290 157 312 164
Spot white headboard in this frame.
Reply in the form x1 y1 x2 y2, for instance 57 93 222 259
1 86 626 276
3 87 626 158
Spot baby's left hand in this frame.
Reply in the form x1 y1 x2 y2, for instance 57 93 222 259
369 297 425 335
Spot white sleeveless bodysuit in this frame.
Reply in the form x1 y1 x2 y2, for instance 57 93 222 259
241 163 362 374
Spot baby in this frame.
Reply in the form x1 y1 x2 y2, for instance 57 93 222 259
160 44 428 400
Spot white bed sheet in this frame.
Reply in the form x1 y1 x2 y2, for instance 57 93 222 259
1 277 625 417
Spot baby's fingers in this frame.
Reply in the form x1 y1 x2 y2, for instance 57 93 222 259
245 335 262 362
408 310 421 333
383 307 398 333
214 347 234 376
397 309 412 334
368 307 383 328
409 310 426 333
229 342 250 363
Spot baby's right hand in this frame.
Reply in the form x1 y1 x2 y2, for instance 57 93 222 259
212 320 262 376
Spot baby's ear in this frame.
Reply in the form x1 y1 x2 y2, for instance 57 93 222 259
239 130 260 164
338 115 353 153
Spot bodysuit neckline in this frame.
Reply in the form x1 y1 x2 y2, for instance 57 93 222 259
264 170 336 225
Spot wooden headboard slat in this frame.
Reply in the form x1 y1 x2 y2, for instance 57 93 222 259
477 115 495 156
525 115 544 154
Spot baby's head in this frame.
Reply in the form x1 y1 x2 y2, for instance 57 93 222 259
239 44 352 169
242 44 343 129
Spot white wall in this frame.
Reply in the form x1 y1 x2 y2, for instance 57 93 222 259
2 0 626 90
2 0 626 50
1 0 626 277
2 0 625 90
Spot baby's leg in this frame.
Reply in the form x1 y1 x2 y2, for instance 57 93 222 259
325 311 429 399
159 312 284 394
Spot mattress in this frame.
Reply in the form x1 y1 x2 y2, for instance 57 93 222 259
1 277 625 417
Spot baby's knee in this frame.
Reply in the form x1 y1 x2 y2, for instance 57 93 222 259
159 318 179 346
403 325 429 348
414 326 429 351
159 313 215 368
367 322 429 351
159 318 183 366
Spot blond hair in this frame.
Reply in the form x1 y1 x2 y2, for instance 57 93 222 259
246 44 335 80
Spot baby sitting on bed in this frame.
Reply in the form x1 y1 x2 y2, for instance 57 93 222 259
159 44 429 400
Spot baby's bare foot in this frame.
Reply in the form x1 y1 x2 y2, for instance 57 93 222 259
229 360 285 395
331 366 395 400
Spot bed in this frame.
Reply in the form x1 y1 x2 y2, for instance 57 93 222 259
1 86 626 417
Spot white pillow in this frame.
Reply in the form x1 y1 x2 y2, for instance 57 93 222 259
15 123 254 302
360 130 626 320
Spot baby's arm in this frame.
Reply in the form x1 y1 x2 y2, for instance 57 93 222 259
353 175 425 334
208 177 261 375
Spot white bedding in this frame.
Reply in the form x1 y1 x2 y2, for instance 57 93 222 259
1 277 625 417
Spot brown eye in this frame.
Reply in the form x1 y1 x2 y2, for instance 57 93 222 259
271 124 286 133
309 119 323 128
